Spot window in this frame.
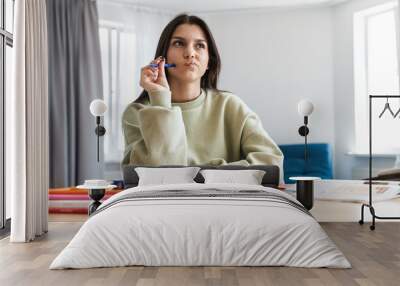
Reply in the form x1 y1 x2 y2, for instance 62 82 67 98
1 0 14 234
99 21 136 164
354 2 400 154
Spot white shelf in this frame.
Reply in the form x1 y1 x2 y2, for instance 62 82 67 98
346 152 398 158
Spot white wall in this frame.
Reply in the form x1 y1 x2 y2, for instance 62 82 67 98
100 4 338 180
199 7 335 147
101 0 398 180
332 0 397 179
200 1 398 180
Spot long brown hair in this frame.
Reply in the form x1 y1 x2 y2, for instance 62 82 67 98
135 14 221 103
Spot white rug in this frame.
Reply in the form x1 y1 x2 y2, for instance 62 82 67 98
285 180 400 203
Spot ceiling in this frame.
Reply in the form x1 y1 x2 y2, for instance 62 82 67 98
110 0 351 12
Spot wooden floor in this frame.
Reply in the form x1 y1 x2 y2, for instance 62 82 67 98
0 215 400 286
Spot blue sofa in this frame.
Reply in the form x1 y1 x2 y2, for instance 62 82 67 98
278 143 333 184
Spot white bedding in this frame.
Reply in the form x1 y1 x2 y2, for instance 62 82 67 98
50 183 351 269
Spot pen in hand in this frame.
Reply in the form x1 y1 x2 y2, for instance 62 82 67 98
150 63 176 68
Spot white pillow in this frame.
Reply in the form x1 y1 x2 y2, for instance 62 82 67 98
135 167 200 186
200 169 266 185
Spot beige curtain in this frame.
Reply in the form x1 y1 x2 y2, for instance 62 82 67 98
9 0 48 242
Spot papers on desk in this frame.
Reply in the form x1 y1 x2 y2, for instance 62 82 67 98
285 180 400 203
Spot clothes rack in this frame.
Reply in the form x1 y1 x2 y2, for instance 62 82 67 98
359 95 400 230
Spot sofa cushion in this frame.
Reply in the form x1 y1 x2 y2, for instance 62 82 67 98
279 143 333 184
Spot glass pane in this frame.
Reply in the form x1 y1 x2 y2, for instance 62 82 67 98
116 31 136 160
6 0 14 33
0 1 2 30
367 10 400 153
368 10 399 94
100 25 137 163
99 27 111 162
5 44 12 219
0 38 3 228
103 28 119 163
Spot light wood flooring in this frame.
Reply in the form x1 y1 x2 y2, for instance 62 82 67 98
0 215 400 286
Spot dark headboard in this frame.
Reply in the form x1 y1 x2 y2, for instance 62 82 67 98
122 165 280 189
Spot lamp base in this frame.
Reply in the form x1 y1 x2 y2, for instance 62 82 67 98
95 125 106 136
298 126 309 136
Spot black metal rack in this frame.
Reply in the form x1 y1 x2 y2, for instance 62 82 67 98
359 95 400 230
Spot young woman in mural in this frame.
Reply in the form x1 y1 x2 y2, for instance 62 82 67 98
122 14 284 181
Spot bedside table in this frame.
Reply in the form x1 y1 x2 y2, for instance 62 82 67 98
77 181 116 215
289 176 321 210
87 188 106 215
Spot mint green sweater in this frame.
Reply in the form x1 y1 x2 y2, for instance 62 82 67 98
122 88 284 182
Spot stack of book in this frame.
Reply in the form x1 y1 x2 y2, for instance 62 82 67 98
49 187 123 214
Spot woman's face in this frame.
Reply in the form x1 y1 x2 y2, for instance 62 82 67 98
166 24 209 84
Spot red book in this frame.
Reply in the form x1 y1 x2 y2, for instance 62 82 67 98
49 207 88 214
49 188 123 195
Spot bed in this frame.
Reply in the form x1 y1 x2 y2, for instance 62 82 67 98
50 165 350 269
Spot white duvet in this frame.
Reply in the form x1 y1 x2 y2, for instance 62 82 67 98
50 183 351 269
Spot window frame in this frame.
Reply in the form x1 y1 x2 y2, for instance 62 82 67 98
353 1 399 154
99 21 129 165
0 0 13 234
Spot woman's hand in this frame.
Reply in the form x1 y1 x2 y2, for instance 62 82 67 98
140 56 170 93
